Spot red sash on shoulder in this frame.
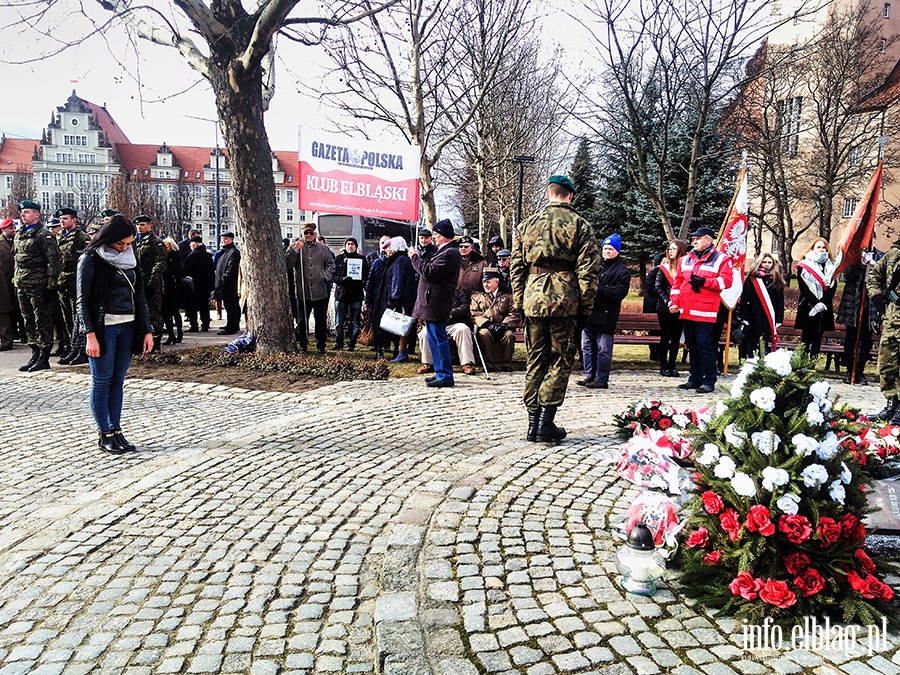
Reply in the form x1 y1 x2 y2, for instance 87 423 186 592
752 277 778 350
660 264 676 287
796 261 827 293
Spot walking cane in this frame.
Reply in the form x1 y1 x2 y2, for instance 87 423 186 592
298 242 308 347
473 325 491 380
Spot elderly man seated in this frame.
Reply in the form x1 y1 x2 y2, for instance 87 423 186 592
471 268 519 372
417 288 477 376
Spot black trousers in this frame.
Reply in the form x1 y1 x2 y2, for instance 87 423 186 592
222 292 241 332
657 311 682 370
297 298 328 350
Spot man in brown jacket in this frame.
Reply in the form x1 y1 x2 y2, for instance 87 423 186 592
471 269 520 372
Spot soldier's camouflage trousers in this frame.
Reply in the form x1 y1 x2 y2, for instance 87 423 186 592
59 285 77 338
17 287 54 349
523 316 577 410
878 328 900 397
147 287 163 338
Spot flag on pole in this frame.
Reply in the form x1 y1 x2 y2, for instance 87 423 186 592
717 169 748 310
831 162 882 281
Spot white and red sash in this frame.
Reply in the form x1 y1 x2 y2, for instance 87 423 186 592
752 276 778 349
796 261 828 299
659 264 676 288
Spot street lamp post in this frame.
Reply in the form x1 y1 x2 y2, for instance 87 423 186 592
512 155 535 248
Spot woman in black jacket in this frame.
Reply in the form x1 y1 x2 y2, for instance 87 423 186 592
795 238 836 356
738 252 785 359
161 238 185 345
76 216 153 454
654 239 686 376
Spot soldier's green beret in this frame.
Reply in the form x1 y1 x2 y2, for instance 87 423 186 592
47 218 61 227
88 223 102 233
548 175 575 195
133 215 152 224
100 208 119 218
54 207 77 218
18 199 41 212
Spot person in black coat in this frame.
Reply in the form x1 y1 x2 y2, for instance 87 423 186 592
374 237 416 361
795 238 836 357
214 232 241 335
578 234 631 389
182 237 215 332
410 219 463 387
836 252 881 384
642 252 664 362
161 239 185 345
738 252 785 359
333 237 370 351
654 240 686 376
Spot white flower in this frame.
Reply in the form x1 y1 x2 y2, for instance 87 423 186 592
761 466 791 492
809 380 831 402
714 455 737 479
749 387 777 412
806 402 825 425
730 359 757 398
776 493 801 515
696 443 720 465
751 430 781 456
724 423 748 448
816 432 841 461
841 462 853 484
801 463 830 489
673 413 689 428
731 472 757 497
792 434 819 456
829 480 846 505
764 350 793 376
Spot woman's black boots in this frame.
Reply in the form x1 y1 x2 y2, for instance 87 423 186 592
98 432 127 454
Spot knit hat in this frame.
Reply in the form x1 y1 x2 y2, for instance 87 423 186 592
602 233 621 252
432 219 455 239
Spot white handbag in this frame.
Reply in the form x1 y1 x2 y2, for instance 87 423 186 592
380 308 415 336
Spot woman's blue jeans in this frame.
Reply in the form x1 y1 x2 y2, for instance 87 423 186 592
88 321 134 432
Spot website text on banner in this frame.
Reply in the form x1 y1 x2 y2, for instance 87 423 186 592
299 128 421 221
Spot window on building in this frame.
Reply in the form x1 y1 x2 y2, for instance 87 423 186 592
56 153 74 163
194 204 203 217
777 96 802 156
53 173 61 187
78 174 88 189
221 206 230 219
275 189 281 203
39 172 48 186
53 193 63 208
105 175 111 188
286 189 294 204
92 174 101 189
194 185 202 197
66 174 75 188
286 230 293 239
160 156 169 166
63 135 87 146
5 176 11 190
155 185 163 200
299 210 307 221
66 193 76 208
885 3 891 18
882 39 888 53
843 198 858 218
286 208 294 222
168 186 176 198
849 146 862 167
77 153 96 164
41 191 50 206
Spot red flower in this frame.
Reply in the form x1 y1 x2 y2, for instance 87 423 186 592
817 517 841 548
840 514 866 543
854 549 876 575
701 491 724 515
745 505 775 537
778 514 812 544
649 409 662 420
759 578 797 608
728 571 763 600
704 550 722 565
793 568 826 597
783 552 810 575
847 571 876 599
720 509 742 541
686 528 709 549
868 576 894 601
658 417 673 429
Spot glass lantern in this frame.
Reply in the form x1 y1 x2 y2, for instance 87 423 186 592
615 522 666 596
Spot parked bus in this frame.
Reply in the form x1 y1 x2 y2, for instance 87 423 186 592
316 214 419 257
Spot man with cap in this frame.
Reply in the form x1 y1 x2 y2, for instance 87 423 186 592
54 207 90 363
13 199 62 371
333 237 369 350
99 208 119 225
416 228 437 261
416 287 477 375
286 222 334 351
668 226 733 393
178 228 202 263
214 231 242 335
510 175 601 442
578 233 631 389
485 235 505 267
44 218 70 358
183 236 215 332
496 248 512 293
456 235 487 299
409 219 463 387
471 268 520 372
132 215 168 350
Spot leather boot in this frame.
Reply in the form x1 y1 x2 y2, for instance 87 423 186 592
51 343 67 357
152 336 161 353
68 351 89 366
19 346 40 372
28 346 52 372
111 429 137 452
526 409 540 442
536 406 567 443
98 431 127 454
58 346 77 365
176 326 183 343
876 396 899 421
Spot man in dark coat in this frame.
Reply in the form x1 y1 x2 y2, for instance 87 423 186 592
333 237 369 351
0 219 16 350
214 232 241 335
183 237 214 332
409 219 462 388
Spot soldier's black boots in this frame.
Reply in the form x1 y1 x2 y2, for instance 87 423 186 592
111 430 136 452
152 336 161 353
28 346 52 372
98 432 127 455
527 409 540 442
19 346 39 372
68 351 89 365
876 396 899 421
535 406 567 443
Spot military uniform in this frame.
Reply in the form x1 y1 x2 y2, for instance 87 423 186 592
14 224 62 351
57 225 90 342
510 195 601 439
133 230 168 340
867 242 900 420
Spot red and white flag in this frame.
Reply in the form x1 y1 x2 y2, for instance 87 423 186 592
717 169 748 309
831 162 882 281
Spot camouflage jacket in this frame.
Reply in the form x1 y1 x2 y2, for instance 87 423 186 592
57 227 90 290
134 231 168 293
868 242 900 329
13 224 61 290
470 291 519 329
509 202 601 318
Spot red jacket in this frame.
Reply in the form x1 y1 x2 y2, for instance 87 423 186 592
669 248 733 323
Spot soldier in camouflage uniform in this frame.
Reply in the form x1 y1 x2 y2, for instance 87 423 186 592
13 200 62 372
132 215 168 352
867 239 900 423
45 218 70 357
55 207 90 364
510 175 601 443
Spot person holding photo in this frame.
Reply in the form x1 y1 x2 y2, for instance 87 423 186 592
333 237 369 351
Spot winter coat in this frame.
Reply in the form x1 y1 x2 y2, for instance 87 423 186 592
334 251 369 305
836 262 871 328
584 256 631 333
366 255 387 310
448 288 473 327
183 245 215 305
739 274 784 338
654 263 679 313
0 235 13 313
457 250 487 299
214 243 241 301
470 291 519 329
383 252 417 314
162 249 184 314
794 252 836 333
669 247 733 323
411 241 462 323
286 240 334 302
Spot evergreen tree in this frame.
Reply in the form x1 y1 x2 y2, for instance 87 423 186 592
569 138 599 217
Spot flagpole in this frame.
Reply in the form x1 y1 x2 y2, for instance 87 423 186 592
719 154 748 375
723 307 734 374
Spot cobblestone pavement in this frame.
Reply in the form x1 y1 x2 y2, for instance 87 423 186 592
0 354 897 675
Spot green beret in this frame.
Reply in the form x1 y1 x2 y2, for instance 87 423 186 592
133 215 152 224
18 199 41 212
548 175 576 195
100 208 119 218
88 223 102 233
54 207 77 218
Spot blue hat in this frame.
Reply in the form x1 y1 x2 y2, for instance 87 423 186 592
497 249 511 257
690 227 716 239
602 233 621 252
